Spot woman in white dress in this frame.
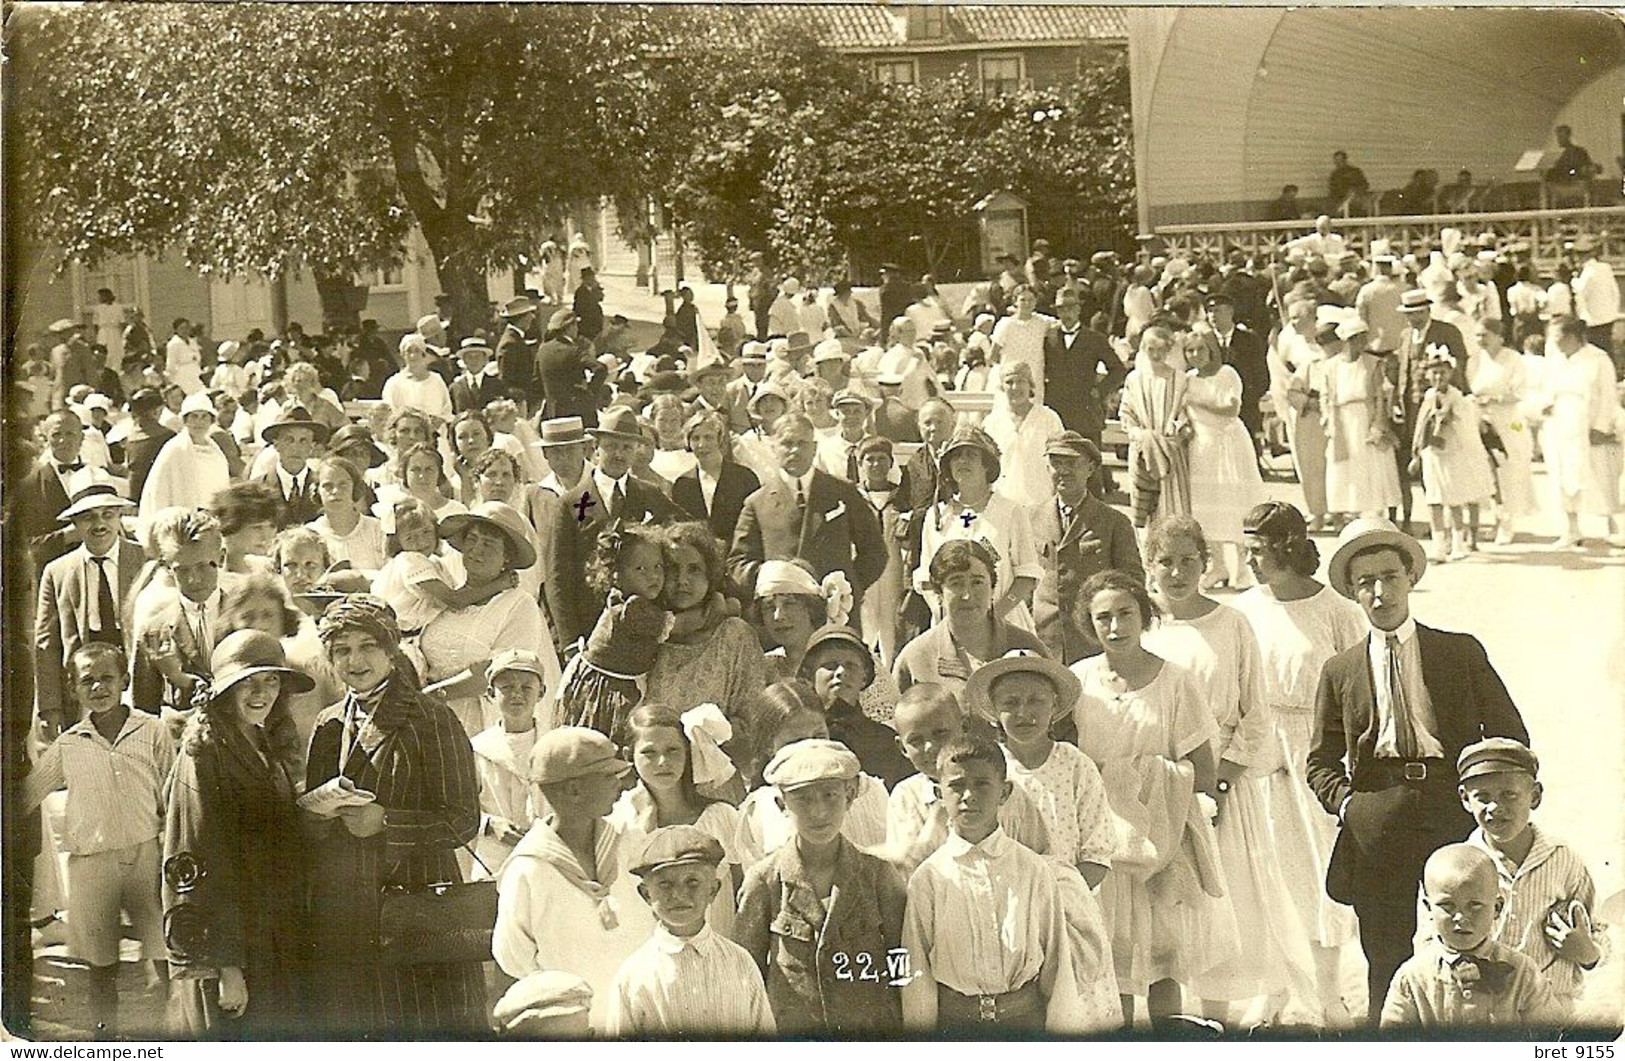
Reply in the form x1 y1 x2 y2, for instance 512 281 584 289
990 285 1056 405
1141 516 1316 1029
1182 327 1266 589
914 425 1041 633
1467 323 1537 544
1231 501 1363 1027
1321 313 1401 522
139 391 232 529
1269 301 1330 530
1539 316 1625 549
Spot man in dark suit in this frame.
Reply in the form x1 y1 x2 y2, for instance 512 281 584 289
1026 433 1143 665
1306 519 1527 1022
250 405 329 528
16 409 87 574
1205 292 1270 447
1390 291 1469 531
727 414 888 622
120 387 175 504
895 397 954 641
449 338 505 414
34 474 143 738
672 409 759 543
1220 251 1273 337
495 296 539 409
534 310 601 425
1044 290 1127 445
876 263 912 346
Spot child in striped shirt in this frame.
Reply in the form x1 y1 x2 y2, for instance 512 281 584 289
22 643 174 1039
605 825 774 1037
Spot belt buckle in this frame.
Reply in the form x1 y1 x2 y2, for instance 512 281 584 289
979 995 998 1022
1404 762 1428 782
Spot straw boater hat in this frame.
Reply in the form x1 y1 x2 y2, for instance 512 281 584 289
1399 289 1432 313
738 341 769 364
48 319 78 335
585 405 645 443
964 648 1082 723
537 416 589 448
208 630 315 702
438 501 537 571
56 467 136 522
260 404 333 446
1326 517 1427 599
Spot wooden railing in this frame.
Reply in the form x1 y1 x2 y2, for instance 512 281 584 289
1152 206 1625 274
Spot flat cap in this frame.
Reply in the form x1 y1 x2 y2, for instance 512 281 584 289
492 971 592 1029
1457 737 1538 782
762 738 860 791
485 649 549 687
530 727 630 786
629 824 726 877
1043 430 1101 464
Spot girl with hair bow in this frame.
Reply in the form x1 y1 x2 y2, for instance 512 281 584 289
1412 347 1497 561
609 702 745 936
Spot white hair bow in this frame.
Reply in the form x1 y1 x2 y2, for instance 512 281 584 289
680 703 736 788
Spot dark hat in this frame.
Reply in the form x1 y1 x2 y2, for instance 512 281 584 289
1457 737 1539 782
940 424 1002 483
1043 430 1102 465
500 296 539 319
1203 290 1235 307
327 424 388 469
798 624 875 688
879 262 903 273
586 405 645 443
783 331 815 357
209 630 314 701
293 568 372 607
688 360 728 384
629 824 726 878
641 371 689 398
128 387 164 413
260 405 333 445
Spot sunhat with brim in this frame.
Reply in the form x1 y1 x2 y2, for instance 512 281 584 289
939 425 1002 484
585 405 645 443
292 568 371 607
179 391 217 419
1327 517 1427 600
500 296 539 319
438 501 537 571
261 405 333 446
209 630 315 701
748 382 792 413
1399 289 1431 313
964 649 1081 723
688 360 729 384
56 469 136 521
797 624 875 688
327 424 388 469
48 319 78 335
812 339 849 365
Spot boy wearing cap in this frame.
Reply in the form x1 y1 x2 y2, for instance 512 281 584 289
1382 843 1560 1028
23 643 173 1037
1450 738 1602 1016
470 650 549 877
734 739 907 1033
605 825 774 1037
900 735 1082 1032
495 727 653 1032
450 338 504 414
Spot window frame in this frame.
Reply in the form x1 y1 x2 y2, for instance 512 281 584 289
978 53 1026 98
872 58 919 86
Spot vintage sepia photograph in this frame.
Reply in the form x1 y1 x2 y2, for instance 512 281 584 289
2 1 1622 1045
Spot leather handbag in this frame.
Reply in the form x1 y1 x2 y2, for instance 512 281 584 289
377 826 497 966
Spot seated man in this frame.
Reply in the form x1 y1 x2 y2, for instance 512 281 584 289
1545 125 1599 207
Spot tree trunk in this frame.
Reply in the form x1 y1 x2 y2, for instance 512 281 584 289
313 267 364 334
418 216 490 343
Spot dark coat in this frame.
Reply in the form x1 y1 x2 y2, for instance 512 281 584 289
495 324 537 404
1392 319 1470 421
1042 324 1127 443
732 836 907 1034
1217 324 1270 439
14 460 78 573
534 337 600 424
1307 623 1527 905
34 540 145 728
125 424 176 504
164 717 305 1036
448 371 504 415
727 468 888 602
303 680 486 1036
672 460 760 544
1026 495 1143 665
873 398 921 444
827 700 914 790
250 464 322 529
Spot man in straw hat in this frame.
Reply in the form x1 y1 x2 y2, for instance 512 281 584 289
1392 288 1469 532
1306 517 1527 1022
34 469 143 737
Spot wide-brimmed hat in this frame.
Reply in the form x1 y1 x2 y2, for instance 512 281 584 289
292 568 371 607
640 370 689 399
1399 289 1432 313
939 424 1002 483
797 623 875 688
963 648 1081 723
1043 430 1101 465
458 337 494 359
546 309 577 333
688 360 728 384
586 405 645 443
1327 517 1426 599
48 318 78 335
209 630 315 701
537 416 589 448
438 501 537 571
812 339 849 365
738 341 769 364
260 405 332 445
56 467 136 521
327 424 388 469
500 296 539 319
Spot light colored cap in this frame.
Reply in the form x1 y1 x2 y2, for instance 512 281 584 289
763 738 860 791
529 727 631 785
485 649 549 687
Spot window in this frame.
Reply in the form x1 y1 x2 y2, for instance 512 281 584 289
906 7 946 40
873 59 918 86
979 54 1024 97
362 264 405 290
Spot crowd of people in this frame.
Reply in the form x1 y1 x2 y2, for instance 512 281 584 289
10 220 1619 1041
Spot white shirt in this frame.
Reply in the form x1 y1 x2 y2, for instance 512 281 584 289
275 461 310 502
1366 616 1444 758
78 543 121 633
1573 258 1620 327
604 924 775 1037
178 586 224 652
22 710 174 855
697 464 720 515
780 466 814 506
592 469 630 517
981 402 1064 507
816 432 867 481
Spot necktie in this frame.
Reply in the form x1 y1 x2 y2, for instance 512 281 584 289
192 601 209 659
846 444 860 482
1387 633 1420 758
795 478 807 520
611 481 625 518
89 555 119 642
57 461 84 476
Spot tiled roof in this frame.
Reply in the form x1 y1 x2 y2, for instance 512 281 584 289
733 5 1128 50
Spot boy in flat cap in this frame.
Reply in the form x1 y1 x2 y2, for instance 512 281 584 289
494 727 653 1033
1452 738 1603 1017
469 650 550 877
734 739 907 1034
605 825 774 1037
